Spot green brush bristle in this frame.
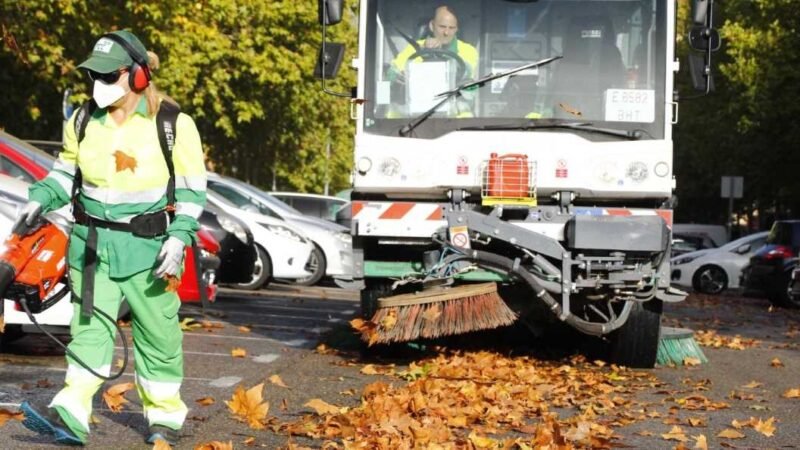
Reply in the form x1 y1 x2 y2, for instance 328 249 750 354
657 327 708 366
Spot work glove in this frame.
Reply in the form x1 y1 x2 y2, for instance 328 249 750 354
12 201 42 233
153 236 186 279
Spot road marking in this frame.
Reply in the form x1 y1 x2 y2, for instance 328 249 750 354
253 354 280 364
283 339 311 348
181 309 338 323
209 376 242 388
185 303 355 316
0 402 21 407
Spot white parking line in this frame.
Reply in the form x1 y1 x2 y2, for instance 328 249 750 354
0 402 21 407
186 302 355 316
208 376 242 388
181 309 337 323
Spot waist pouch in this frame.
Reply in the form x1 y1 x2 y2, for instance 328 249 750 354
74 203 169 238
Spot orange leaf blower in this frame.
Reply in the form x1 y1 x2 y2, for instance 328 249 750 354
0 218 70 317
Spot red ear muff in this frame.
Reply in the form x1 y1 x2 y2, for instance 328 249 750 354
129 61 151 91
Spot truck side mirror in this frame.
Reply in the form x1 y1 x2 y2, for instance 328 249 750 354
318 0 344 26
314 42 345 80
687 0 720 94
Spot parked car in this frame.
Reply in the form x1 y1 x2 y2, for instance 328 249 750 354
672 232 719 256
270 192 348 222
671 231 768 295
741 220 800 308
673 224 728 248
199 204 257 285
0 130 54 182
788 264 800 307
207 174 353 286
206 191 314 289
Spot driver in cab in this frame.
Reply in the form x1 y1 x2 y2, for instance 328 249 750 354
388 5 478 84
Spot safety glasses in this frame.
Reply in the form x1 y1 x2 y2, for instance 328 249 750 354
86 68 127 84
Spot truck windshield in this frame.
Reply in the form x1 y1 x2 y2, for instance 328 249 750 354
363 0 667 140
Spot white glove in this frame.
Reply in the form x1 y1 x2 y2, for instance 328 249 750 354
154 236 186 278
12 201 42 232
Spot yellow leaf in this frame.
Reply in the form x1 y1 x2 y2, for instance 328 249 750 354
0 408 24 426
114 358 125 369
753 417 776 437
360 364 378 375
687 417 707 427
304 398 340 415
195 397 215 406
180 317 202 331
379 309 397 331
468 430 497 448
717 429 745 439
770 357 784 368
103 382 135 413
231 348 247 358
692 434 708 450
269 374 288 388
742 381 762 389
238 326 251 333
731 418 750 429
193 441 233 450
782 388 800 398
153 439 172 450
662 425 689 442
225 383 269 430
683 357 702 366
243 436 256 446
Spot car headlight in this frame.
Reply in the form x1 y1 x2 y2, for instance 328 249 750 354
263 223 305 243
218 216 248 244
335 231 352 244
672 256 696 266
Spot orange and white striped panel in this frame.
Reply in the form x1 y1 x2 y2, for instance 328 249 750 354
351 201 446 237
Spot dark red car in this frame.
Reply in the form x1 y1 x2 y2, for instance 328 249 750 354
0 130 218 304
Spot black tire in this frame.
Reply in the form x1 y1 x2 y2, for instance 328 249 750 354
294 245 326 286
236 245 271 290
692 265 728 295
768 271 797 308
360 279 394 319
607 300 663 368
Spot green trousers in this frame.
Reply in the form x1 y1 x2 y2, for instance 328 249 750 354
49 252 187 442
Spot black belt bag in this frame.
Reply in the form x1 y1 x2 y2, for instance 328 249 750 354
73 204 169 238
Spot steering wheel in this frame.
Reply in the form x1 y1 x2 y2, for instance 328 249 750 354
394 27 469 82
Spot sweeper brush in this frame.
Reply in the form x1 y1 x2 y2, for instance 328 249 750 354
367 282 517 344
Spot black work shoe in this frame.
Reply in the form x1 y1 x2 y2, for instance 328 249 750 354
20 401 84 446
146 424 180 446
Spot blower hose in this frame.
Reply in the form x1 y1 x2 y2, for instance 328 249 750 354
20 300 128 381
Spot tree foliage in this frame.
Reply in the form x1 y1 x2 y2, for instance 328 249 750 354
0 0 357 193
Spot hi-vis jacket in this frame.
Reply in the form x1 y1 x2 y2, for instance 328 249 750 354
30 98 207 278
389 38 479 80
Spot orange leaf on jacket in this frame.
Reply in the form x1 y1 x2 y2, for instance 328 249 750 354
225 383 269 430
113 150 137 173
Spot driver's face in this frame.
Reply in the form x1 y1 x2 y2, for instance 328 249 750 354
429 11 458 45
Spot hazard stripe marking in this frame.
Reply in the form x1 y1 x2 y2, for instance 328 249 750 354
379 202 415 219
351 201 365 218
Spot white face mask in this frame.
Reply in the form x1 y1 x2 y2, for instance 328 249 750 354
92 80 129 108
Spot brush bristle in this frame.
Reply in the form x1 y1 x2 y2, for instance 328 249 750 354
368 290 517 344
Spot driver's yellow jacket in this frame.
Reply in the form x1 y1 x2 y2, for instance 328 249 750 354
389 38 478 80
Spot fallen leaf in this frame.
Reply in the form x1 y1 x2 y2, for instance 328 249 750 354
269 375 288 388
113 150 137 173
693 434 708 450
379 309 397 331
163 275 181 292
226 383 269 430
280 398 288 411
0 408 24 426
717 429 745 439
421 304 442 322
361 364 378 375
687 417 707 427
662 425 689 442
115 358 125 369
180 317 202 331
103 382 135 413
753 417 776 437
304 398 339 415
89 414 101 425
683 357 702 366
195 397 215 406
731 418 751 429
193 441 233 450
231 348 247 358
243 436 256 446
468 430 498 448
0 314 5 333
742 381 762 389
782 388 800 398
153 439 172 450
770 357 784 368
238 326 251 333
36 379 53 388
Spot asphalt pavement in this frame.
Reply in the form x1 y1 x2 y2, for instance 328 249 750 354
1 285 799 449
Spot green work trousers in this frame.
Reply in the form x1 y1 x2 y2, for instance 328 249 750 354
48 250 187 443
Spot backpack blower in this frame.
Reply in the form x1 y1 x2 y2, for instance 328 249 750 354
1 215 128 380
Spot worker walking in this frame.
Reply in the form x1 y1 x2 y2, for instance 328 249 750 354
15 30 206 446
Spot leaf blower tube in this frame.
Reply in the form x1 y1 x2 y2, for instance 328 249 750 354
1 219 128 381
445 249 633 336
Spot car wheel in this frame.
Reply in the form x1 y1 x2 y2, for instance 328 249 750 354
294 245 326 286
607 300 663 368
236 245 271 290
692 265 728 295
768 271 797 308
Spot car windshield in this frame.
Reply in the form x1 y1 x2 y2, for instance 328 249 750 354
207 180 283 220
363 0 666 139
223 178 306 216
767 222 800 247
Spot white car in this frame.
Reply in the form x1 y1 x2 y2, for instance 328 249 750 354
1 174 73 335
270 192 348 222
671 231 769 295
206 174 353 286
205 192 313 289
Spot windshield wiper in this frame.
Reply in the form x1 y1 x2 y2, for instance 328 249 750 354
398 55 562 137
458 121 646 140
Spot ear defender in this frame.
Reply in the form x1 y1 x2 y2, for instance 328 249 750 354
100 33 152 92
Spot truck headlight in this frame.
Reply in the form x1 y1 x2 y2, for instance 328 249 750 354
263 223 305 243
672 256 696 266
218 216 248 244
335 231 352 244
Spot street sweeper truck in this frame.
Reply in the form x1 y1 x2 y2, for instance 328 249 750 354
317 0 719 367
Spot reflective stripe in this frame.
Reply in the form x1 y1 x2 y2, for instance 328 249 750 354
47 171 74 195
53 159 77 176
48 364 111 432
175 175 206 191
82 184 166 204
65 364 111 380
49 396 91 432
145 408 187 428
136 374 182 398
175 202 203 219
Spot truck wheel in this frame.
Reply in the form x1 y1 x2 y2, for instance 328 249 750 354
360 280 393 319
607 299 662 368
692 265 728 295
294 245 326 286
768 271 797 308
236 245 271 290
